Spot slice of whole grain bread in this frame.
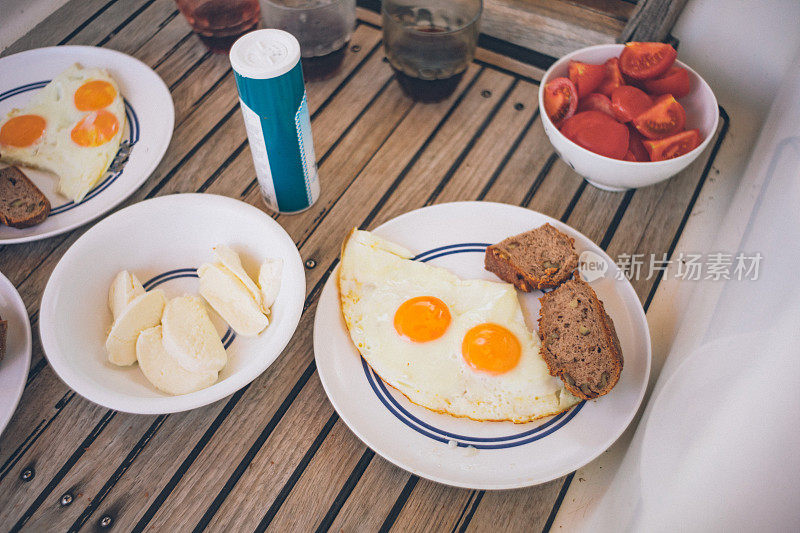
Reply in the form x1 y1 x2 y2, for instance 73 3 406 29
0 317 6 363
538 276 623 399
0 166 50 228
484 223 578 291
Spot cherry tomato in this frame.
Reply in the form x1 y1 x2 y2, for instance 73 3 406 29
611 86 653 123
643 66 691 98
568 61 606 98
633 94 686 139
597 58 624 97
644 129 702 161
619 42 677 80
626 126 650 162
560 111 629 160
543 77 578 127
577 93 615 118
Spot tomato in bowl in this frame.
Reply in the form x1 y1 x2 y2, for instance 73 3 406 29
539 44 718 191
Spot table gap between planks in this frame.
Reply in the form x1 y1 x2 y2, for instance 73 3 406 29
0 1 728 532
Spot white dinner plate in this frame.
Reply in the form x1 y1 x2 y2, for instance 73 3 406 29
39 194 305 414
0 270 32 435
314 202 651 489
0 46 174 244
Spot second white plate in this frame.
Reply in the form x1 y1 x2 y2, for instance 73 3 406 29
314 201 651 489
0 46 174 244
39 194 305 414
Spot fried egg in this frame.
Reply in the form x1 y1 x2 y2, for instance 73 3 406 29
0 64 125 202
338 230 580 423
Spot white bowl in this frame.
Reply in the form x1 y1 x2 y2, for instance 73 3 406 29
539 44 719 191
39 194 305 414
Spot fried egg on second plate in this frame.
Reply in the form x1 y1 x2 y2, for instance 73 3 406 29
338 229 579 423
0 64 125 202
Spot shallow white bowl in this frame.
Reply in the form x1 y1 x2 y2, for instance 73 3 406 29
539 44 719 191
39 194 305 414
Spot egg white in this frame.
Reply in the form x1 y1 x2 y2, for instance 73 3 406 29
0 64 125 202
338 229 580 423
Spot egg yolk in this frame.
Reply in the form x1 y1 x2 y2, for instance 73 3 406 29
462 323 521 374
0 114 46 147
71 110 119 147
74 80 117 111
394 296 451 343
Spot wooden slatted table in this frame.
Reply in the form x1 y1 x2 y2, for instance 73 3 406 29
0 2 728 531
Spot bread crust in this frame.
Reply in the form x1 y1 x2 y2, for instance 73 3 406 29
484 223 578 291
0 166 51 228
537 276 623 400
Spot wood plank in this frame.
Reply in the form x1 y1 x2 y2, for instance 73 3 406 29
328 455 409 532
463 479 564 532
620 0 688 42
1 0 111 57
481 0 625 59
433 81 540 204
390 482 474 532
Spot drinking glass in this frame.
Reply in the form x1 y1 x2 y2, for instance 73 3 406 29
383 0 482 102
175 0 261 53
260 0 357 80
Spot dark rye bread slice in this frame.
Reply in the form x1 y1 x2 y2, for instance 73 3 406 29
538 276 623 399
0 166 51 228
0 316 6 363
484 223 578 291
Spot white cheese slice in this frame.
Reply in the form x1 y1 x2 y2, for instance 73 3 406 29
197 263 269 337
213 244 263 308
106 289 166 366
108 270 145 321
137 326 218 395
161 295 227 373
258 258 283 312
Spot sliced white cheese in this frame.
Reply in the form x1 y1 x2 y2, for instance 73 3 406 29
197 263 269 337
108 270 145 321
258 258 283 312
161 295 227 373
137 326 218 395
106 289 166 366
213 244 263 308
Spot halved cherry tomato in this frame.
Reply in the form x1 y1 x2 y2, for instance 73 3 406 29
611 86 653 123
643 129 702 161
568 61 606 98
643 66 691 98
577 93 615 118
633 94 686 139
626 125 650 162
619 42 677 80
596 58 624 97
543 77 578 127
560 111 629 160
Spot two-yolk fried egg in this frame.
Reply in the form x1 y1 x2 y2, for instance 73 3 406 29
338 230 579 423
0 64 125 202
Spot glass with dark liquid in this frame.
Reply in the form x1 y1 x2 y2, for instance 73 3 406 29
259 0 356 81
175 0 261 53
383 0 482 102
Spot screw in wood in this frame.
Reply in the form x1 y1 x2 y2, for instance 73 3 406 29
305 259 316 269
481 90 492 98
514 102 525 110
20 467 34 482
99 515 113 528
60 493 73 506
351 44 361 52
382 57 389 63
